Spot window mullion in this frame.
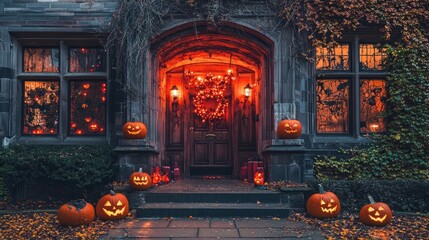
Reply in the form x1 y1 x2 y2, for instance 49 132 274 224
59 41 68 141
353 36 360 138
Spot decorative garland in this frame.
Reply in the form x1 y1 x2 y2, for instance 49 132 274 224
186 70 234 122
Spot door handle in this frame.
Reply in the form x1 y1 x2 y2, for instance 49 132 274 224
206 133 216 139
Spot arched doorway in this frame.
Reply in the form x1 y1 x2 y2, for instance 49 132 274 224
153 22 274 178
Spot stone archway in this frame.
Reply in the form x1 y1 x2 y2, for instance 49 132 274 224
151 22 274 178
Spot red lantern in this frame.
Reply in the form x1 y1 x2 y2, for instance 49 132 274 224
240 165 247 180
161 173 170 183
152 166 162 185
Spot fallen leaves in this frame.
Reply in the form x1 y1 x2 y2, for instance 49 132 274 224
288 212 429 240
0 212 118 240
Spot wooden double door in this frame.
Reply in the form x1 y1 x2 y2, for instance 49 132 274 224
188 97 232 176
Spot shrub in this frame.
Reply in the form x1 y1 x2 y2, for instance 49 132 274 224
307 180 429 213
0 145 116 200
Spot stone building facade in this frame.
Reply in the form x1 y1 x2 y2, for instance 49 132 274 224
0 0 387 182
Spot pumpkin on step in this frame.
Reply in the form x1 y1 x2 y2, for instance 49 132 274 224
129 168 152 190
122 121 147 139
96 190 129 220
57 199 95 226
306 184 341 218
360 195 392 226
277 119 302 139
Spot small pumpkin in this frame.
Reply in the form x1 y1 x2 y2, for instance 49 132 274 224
254 171 265 186
129 168 152 190
360 195 392 226
57 199 95 226
306 184 341 218
161 173 170 183
277 119 302 139
96 190 129 220
122 121 147 139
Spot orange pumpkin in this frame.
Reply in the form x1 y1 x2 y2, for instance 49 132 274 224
57 199 95 226
122 121 147 139
129 168 152 190
360 195 392 226
96 190 129 220
254 171 265 186
277 119 302 139
161 173 170 183
152 166 162 185
306 184 341 218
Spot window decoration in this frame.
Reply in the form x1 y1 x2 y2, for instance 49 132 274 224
185 70 234 123
69 48 106 72
360 79 386 133
360 44 387 70
69 81 106 135
23 48 59 72
316 79 349 133
23 81 59 135
316 44 350 70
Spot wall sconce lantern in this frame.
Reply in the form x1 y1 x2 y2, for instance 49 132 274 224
244 83 252 98
170 85 179 113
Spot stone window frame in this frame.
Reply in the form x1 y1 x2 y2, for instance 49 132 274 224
15 36 109 144
314 35 388 137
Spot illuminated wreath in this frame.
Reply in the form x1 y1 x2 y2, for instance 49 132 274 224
187 71 234 122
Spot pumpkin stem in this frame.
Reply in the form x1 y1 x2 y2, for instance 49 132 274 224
138 167 143 172
109 190 116 195
318 184 326 193
368 194 376 204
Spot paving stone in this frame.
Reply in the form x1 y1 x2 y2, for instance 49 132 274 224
239 227 320 238
113 219 170 228
234 218 287 228
169 219 210 228
210 219 236 228
198 228 240 238
126 228 198 238
106 228 127 238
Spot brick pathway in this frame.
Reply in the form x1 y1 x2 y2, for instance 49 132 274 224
102 217 324 239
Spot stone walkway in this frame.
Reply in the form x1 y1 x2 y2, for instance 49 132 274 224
103 217 324 239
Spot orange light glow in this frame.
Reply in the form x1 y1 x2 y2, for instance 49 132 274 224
83 83 91 89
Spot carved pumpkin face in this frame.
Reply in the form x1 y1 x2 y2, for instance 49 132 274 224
306 184 341 218
122 122 147 139
129 169 152 190
360 197 392 226
96 191 129 220
277 119 302 139
254 172 264 186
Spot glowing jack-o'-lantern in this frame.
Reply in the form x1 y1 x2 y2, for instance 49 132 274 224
254 171 265 186
89 122 99 132
129 168 152 190
96 190 129 220
277 119 302 139
122 122 147 139
161 173 170 183
360 195 392 226
306 184 341 218
152 166 162 185
57 199 95 226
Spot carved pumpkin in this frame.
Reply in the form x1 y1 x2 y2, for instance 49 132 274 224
277 119 302 139
129 168 152 190
254 171 265 186
306 184 341 218
152 166 162 185
122 121 147 139
96 190 129 220
57 199 95 226
360 195 392 226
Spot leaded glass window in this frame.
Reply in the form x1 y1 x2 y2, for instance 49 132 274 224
23 48 59 72
316 44 350 70
360 79 386 133
23 81 59 135
359 44 386 71
69 48 106 72
316 79 350 133
69 81 106 135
